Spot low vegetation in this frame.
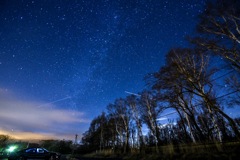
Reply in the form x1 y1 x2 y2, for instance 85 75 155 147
74 142 240 160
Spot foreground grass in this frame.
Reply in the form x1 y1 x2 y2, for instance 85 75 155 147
73 141 240 160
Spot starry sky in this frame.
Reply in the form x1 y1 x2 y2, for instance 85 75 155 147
0 0 206 141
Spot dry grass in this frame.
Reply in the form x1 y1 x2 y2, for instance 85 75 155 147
72 141 240 160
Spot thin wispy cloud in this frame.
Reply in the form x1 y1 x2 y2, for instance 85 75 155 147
0 88 89 140
157 117 168 121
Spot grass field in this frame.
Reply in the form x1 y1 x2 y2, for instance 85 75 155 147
75 141 240 160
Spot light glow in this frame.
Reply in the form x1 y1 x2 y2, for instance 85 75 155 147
7 146 17 152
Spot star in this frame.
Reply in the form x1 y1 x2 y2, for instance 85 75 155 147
0 0 207 140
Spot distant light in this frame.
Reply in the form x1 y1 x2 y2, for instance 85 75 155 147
7 146 17 152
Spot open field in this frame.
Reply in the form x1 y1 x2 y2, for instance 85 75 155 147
71 141 240 160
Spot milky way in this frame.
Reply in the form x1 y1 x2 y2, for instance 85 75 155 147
0 0 206 140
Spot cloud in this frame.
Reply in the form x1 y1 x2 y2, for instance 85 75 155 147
156 117 168 121
0 88 89 140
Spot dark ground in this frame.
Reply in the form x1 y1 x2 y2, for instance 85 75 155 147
72 157 122 160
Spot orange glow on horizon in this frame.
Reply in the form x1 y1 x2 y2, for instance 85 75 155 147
0 129 68 141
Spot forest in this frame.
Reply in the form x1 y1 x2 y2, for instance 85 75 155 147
80 0 240 158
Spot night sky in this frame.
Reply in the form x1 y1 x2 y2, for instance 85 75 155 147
0 0 206 140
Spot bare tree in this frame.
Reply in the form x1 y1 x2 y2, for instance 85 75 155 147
169 48 240 140
107 98 132 154
139 90 163 153
126 95 145 152
194 0 240 71
147 51 207 143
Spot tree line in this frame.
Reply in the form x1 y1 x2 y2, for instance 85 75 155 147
81 0 240 154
